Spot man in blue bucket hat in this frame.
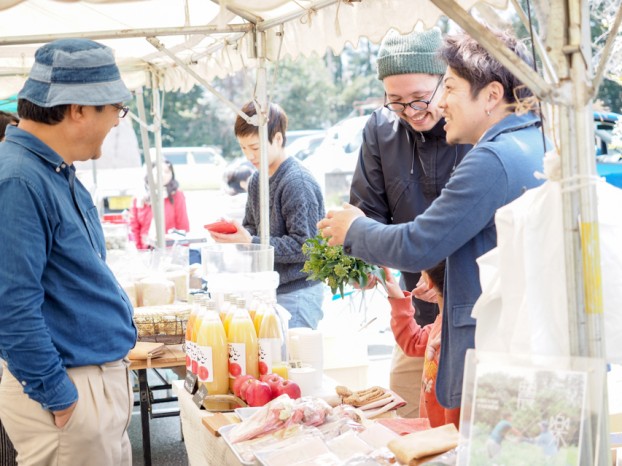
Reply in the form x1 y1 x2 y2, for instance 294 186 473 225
0 39 136 465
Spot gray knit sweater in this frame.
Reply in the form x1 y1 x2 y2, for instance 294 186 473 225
244 157 325 294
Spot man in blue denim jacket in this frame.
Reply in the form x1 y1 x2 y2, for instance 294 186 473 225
0 39 136 465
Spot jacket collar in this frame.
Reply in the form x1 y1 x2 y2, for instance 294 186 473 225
478 112 541 145
397 113 448 140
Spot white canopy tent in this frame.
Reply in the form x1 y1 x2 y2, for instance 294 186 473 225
0 0 618 461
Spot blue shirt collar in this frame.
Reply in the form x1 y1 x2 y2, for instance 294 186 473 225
5 124 69 173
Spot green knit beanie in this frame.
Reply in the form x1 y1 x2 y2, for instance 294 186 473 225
377 28 446 80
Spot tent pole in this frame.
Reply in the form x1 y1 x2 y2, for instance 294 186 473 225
555 0 609 461
255 29 270 247
429 0 555 102
135 86 160 247
149 72 166 250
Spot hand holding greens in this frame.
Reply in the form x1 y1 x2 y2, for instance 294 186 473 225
302 234 386 298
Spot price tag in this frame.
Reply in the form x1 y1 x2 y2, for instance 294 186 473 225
184 370 198 394
192 384 209 409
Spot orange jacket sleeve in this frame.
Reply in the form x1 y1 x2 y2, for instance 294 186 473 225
388 290 431 357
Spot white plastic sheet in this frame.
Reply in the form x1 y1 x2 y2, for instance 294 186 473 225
473 154 622 363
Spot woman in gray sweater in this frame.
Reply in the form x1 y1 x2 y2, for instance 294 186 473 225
209 101 326 329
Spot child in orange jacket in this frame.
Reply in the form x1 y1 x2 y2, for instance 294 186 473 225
385 262 460 428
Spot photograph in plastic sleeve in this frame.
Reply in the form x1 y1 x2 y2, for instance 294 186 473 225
459 352 588 466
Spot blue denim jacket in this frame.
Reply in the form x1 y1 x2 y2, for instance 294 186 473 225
0 126 136 411
345 112 546 408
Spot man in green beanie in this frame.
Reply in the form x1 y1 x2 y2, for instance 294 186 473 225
349 27 471 418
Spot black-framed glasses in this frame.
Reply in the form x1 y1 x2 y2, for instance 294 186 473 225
384 76 444 113
111 103 129 118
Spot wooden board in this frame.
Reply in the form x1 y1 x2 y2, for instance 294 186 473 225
129 344 186 370
202 412 240 437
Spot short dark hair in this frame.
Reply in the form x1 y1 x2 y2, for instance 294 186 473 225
439 29 534 106
234 101 288 147
17 99 104 125
0 110 19 140
425 260 446 295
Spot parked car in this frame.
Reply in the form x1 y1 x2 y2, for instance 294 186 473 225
286 131 326 161
302 116 368 205
594 111 622 188
285 129 325 147
151 146 226 191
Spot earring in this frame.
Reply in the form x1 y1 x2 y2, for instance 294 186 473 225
486 110 491 116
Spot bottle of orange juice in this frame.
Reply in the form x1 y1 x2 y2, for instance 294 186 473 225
223 295 238 336
258 304 287 379
195 300 229 397
247 293 260 323
218 293 234 325
253 299 267 336
227 299 258 392
190 297 210 375
185 292 208 373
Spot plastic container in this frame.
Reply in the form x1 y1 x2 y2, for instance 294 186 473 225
201 243 274 275
102 221 129 250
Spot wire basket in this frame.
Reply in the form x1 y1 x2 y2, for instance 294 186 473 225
134 308 189 345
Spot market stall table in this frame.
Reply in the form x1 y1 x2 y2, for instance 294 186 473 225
129 344 186 466
172 376 340 465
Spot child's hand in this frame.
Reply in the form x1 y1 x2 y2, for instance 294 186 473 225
382 266 404 299
412 275 438 303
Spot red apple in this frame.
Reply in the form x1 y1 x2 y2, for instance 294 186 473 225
275 380 301 399
239 378 256 401
232 374 255 397
245 381 272 407
261 374 284 398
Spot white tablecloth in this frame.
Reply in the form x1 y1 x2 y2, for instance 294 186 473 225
173 380 242 466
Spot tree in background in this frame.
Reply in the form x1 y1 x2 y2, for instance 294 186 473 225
132 39 384 159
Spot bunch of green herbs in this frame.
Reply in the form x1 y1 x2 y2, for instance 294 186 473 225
302 234 386 298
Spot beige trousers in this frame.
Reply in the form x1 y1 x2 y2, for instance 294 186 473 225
390 345 424 418
0 360 133 466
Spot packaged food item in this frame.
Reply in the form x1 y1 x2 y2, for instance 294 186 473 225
138 276 175 307
133 303 191 343
120 280 138 308
387 423 459 464
165 269 189 302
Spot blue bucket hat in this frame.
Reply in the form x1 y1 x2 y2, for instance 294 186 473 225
18 38 131 107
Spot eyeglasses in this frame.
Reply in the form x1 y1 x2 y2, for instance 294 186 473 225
111 103 129 118
384 76 444 113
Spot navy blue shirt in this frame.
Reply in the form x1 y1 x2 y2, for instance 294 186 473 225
0 125 136 411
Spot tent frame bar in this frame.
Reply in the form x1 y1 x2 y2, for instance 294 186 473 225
0 23 251 46
431 0 555 103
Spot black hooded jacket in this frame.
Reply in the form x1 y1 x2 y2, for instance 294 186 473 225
349 107 471 326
